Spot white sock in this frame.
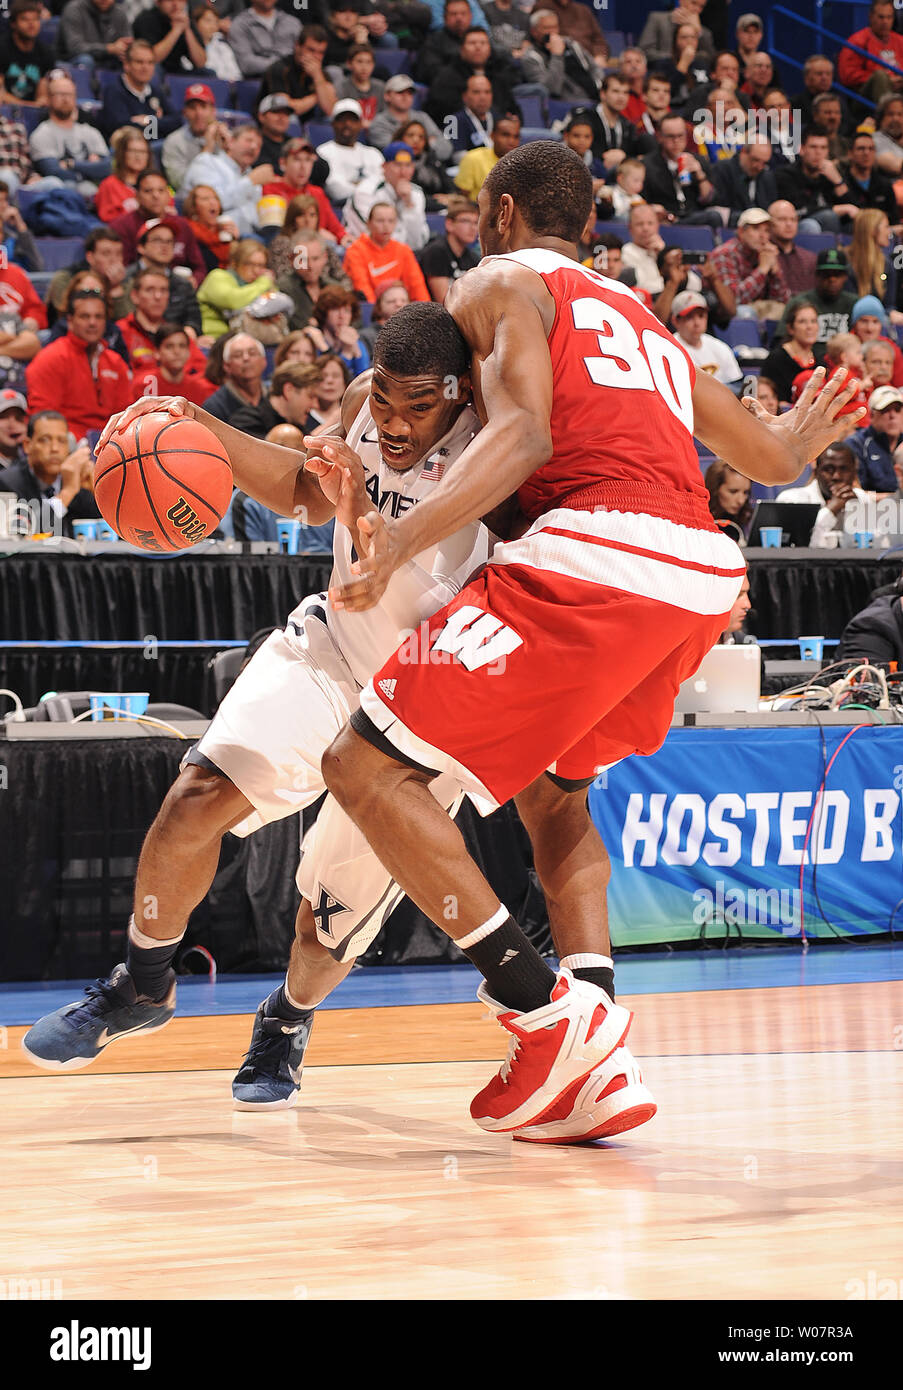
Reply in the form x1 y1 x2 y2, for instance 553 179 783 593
127 914 185 950
457 904 509 950
560 953 613 972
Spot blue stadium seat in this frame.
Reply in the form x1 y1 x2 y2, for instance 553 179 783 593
605 31 627 57
1 104 43 135
514 92 546 129
34 237 85 271
30 271 54 302
411 83 428 106
519 127 561 143
16 187 42 219
375 50 410 76
660 224 715 252
168 75 231 110
426 211 446 236
57 63 95 103
305 122 334 148
231 79 260 114
719 226 737 241
94 69 120 92
358 300 372 326
750 479 784 501
795 233 834 255
547 98 585 126
724 318 763 350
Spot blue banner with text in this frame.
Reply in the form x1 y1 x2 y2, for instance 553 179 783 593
588 726 903 944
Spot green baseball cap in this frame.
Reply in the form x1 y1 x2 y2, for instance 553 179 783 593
815 247 849 272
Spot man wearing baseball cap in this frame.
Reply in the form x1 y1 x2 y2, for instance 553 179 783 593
708 206 789 319
316 98 385 202
848 383 903 491
735 14 765 65
776 247 858 351
256 93 296 169
343 141 428 249
670 290 743 385
0 389 27 471
368 75 453 163
261 138 346 242
162 84 218 191
132 218 202 334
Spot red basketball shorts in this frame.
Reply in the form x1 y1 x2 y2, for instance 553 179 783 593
358 498 746 813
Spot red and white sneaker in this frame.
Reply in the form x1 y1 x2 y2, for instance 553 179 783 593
470 969 633 1133
511 1046 656 1144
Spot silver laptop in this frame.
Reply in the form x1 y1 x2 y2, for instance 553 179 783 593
673 643 762 714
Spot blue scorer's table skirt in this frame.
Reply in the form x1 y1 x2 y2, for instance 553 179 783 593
588 724 903 943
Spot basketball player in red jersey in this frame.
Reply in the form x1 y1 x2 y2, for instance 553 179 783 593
316 141 864 1140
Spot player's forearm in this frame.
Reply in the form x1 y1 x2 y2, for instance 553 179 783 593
692 373 811 484
192 407 336 523
389 415 550 566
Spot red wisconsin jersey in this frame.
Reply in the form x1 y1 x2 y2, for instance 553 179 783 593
497 249 710 523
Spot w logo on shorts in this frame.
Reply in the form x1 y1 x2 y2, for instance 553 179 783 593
431 605 523 672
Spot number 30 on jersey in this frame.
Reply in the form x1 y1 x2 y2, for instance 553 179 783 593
572 297 694 431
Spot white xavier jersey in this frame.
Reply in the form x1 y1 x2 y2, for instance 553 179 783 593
325 400 490 688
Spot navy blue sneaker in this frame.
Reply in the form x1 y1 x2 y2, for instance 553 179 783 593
232 990 314 1110
22 964 176 1071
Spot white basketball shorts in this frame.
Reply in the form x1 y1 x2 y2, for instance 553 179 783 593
189 597 463 961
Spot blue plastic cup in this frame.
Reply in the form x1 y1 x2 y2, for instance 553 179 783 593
95 521 117 542
798 636 825 661
71 520 98 541
276 518 301 555
760 526 783 548
89 692 150 721
854 531 874 549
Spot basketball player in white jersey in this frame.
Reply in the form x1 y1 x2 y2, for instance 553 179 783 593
24 302 655 1136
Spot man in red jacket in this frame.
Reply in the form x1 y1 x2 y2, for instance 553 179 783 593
261 137 347 243
0 260 46 331
837 0 903 101
26 289 133 437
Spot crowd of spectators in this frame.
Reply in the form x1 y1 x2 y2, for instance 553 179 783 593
2 0 903 558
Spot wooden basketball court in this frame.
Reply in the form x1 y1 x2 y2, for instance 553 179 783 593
1 972 900 1301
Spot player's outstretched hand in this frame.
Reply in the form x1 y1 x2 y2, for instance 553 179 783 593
97 396 193 452
329 510 397 612
303 435 368 530
741 367 866 462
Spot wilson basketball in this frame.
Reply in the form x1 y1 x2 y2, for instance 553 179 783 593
93 412 233 552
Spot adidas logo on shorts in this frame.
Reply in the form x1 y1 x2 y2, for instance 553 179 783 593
378 679 397 701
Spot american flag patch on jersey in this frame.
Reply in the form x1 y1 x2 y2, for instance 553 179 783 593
420 457 446 482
